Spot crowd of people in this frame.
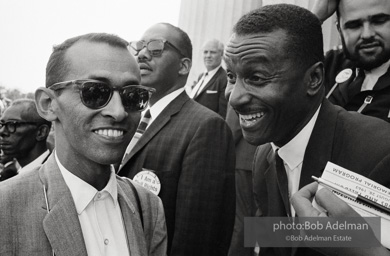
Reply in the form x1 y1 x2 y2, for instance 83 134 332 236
0 0 390 255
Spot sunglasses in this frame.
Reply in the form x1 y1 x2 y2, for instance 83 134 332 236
49 79 155 111
129 39 186 57
0 121 38 133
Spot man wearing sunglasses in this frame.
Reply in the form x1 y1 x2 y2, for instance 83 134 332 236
0 33 167 256
0 99 51 174
119 23 235 256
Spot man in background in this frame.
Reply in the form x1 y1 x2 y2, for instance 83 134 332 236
121 23 235 256
0 99 51 173
312 0 390 122
190 39 228 118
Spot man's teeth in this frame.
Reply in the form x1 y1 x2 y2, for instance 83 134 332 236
95 129 123 137
240 112 264 121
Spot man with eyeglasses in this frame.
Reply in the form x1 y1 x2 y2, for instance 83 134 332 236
119 23 235 256
0 33 167 256
0 99 51 175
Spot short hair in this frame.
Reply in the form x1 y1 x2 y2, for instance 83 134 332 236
9 99 52 128
233 4 324 69
204 39 224 54
159 23 193 60
46 33 129 88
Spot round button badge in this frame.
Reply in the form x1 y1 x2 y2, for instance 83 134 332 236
133 170 161 195
335 68 353 84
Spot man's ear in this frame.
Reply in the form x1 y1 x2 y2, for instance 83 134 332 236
178 58 192 76
304 61 324 96
35 87 58 122
35 124 50 142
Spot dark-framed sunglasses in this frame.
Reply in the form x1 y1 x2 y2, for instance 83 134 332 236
129 39 186 57
0 121 38 133
49 79 155 111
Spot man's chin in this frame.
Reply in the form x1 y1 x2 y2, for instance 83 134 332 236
354 52 390 70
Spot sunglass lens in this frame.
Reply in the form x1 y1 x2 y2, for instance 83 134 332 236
121 87 150 111
81 82 111 109
148 40 164 56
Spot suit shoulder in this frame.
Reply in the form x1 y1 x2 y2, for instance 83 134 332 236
116 176 162 204
184 99 226 121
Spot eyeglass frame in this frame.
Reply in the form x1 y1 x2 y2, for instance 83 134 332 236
48 79 156 111
0 121 39 134
129 39 187 58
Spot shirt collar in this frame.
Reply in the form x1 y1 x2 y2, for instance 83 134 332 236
271 105 321 170
149 88 184 119
19 150 50 173
205 65 221 77
55 151 118 214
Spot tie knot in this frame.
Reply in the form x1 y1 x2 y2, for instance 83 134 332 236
143 109 151 119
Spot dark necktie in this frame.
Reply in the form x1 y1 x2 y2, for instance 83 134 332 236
121 109 151 166
348 69 366 100
275 150 291 217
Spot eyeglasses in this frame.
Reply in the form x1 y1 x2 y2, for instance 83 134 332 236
0 121 38 133
129 39 186 57
49 79 155 111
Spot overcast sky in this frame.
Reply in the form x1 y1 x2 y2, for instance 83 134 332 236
0 0 181 94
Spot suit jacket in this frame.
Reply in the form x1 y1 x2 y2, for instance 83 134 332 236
119 91 236 256
226 104 257 256
253 100 390 256
193 67 228 118
324 48 390 122
0 154 167 256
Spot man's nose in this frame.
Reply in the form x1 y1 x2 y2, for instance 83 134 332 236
229 79 250 108
101 92 128 122
361 22 375 39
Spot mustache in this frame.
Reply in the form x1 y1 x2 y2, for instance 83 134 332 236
357 39 383 49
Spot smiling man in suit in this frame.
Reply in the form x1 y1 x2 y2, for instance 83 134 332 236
0 33 167 256
226 4 390 256
190 39 228 118
121 23 235 256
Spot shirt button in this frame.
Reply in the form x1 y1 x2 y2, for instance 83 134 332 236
97 193 101 199
104 238 109 245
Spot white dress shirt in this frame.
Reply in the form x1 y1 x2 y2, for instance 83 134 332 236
56 152 130 256
18 150 50 173
147 87 185 127
271 105 321 217
190 65 221 98
361 59 390 91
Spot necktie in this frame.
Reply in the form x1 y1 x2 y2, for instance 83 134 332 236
120 110 151 166
348 69 366 100
275 150 291 216
191 72 208 98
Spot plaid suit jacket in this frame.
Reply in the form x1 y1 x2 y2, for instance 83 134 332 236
119 91 236 256
0 154 167 256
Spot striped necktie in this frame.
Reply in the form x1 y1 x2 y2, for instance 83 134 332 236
120 109 151 166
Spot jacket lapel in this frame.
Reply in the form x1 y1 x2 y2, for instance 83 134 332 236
264 149 291 217
39 155 88 256
120 91 189 167
300 100 338 188
194 67 222 99
117 183 147 255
